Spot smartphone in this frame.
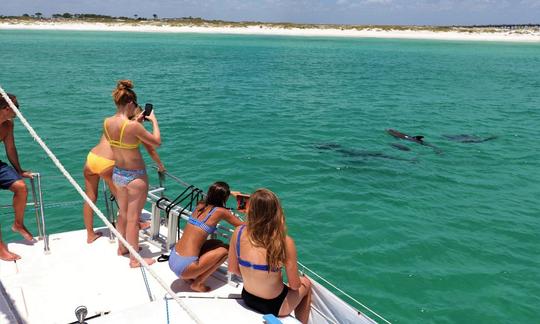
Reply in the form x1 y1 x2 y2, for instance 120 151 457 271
236 194 250 211
143 103 153 118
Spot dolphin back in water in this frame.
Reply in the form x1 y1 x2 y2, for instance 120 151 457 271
314 143 416 163
442 134 497 143
390 143 411 151
387 129 443 154
387 129 424 143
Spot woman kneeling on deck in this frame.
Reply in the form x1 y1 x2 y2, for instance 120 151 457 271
169 181 244 292
228 189 312 324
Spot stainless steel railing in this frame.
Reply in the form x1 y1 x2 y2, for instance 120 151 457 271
102 181 117 242
29 173 49 253
147 170 241 251
0 172 48 253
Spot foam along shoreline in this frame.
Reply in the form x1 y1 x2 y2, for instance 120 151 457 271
1 21 540 42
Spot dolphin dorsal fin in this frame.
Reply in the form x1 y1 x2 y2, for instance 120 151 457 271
413 136 424 141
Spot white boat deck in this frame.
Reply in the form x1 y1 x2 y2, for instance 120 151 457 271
0 225 300 323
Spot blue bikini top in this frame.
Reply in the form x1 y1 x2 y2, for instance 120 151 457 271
188 206 218 235
236 225 280 272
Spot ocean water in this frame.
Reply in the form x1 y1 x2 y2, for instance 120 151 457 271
0 30 539 323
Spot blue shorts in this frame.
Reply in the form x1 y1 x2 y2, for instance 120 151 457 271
0 162 22 190
168 248 198 277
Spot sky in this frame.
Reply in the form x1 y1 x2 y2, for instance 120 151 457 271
1 0 540 26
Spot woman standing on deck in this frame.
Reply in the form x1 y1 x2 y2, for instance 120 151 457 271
228 189 312 323
82 106 165 244
104 80 160 268
82 134 116 243
168 181 244 292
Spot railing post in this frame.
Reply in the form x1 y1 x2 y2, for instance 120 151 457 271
34 173 49 253
150 202 160 240
29 175 43 239
166 211 178 250
158 171 165 193
102 181 116 242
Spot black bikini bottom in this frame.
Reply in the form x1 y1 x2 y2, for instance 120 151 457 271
241 285 289 316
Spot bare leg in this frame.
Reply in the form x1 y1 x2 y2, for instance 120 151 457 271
101 167 117 199
0 227 20 261
83 166 103 243
115 184 129 255
279 276 312 324
190 252 227 292
126 176 154 268
182 241 228 292
9 180 33 242
103 173 149 230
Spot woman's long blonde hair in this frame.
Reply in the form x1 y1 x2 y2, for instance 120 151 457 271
246 189 286 270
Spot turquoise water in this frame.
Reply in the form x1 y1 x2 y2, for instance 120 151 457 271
1 30 539 323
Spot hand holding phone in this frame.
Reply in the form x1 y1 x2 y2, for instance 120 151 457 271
143 103 153 121
235 194 250 212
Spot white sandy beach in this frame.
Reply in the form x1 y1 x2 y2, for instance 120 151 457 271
1 21 540 42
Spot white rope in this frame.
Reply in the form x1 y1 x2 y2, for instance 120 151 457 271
0 86 203 324
298 261 391 324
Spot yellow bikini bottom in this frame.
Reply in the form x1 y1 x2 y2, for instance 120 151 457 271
86 152 115 175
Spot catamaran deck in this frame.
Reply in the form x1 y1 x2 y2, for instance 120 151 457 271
0 225 300 323
0 85 383 324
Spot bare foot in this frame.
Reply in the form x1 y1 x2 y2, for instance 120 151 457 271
190 282 211 292
9 251 21 260
12 224 34 242
86 231 103 244
0 247 20 261
139 221 151 230
182 278 194 284
129 257 156 268
117 246 142 256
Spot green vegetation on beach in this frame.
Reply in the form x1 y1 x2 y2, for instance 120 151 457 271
1 13 539 33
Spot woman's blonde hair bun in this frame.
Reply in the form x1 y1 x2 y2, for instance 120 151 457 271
117 80 134 90
112 79 137 106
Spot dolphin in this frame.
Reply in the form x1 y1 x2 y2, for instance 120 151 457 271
314 143 342 151
335 148 416 163
314 143 415 162
387 129 443 154
442 135 497 143
387 129 425 144
389 143 411 151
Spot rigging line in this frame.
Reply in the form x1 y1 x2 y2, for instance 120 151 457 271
0 86 202 324
297 261 391 324
0 201 82 217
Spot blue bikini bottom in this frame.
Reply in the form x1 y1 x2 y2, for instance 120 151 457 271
112 166 146 186
168 248 198 277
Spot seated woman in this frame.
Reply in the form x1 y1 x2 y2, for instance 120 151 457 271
82 106 164 244
169 181 244 292
228 189 312 324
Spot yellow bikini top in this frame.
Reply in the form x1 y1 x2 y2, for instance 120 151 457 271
103 119 141 149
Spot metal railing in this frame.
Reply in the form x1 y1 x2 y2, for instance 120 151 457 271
102 181 117 242
0 172 48 253
147 170 241 250
144 169 390 323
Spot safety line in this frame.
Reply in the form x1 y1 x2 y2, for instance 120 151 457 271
0 86 203 324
